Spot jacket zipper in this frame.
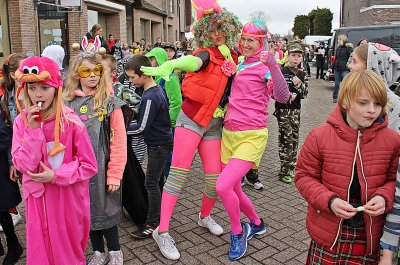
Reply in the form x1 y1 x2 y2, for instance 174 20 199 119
330 130 362 250
355 130 373 255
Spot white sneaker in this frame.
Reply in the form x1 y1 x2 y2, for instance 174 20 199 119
245 179 264 190
88 251 110 265
11 212 22 226
252 181 264 190
198 213 223 236
109 250 123 265
0 212 22 232
153 227 180 260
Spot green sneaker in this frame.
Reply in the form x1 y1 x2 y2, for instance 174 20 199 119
280 175 294 184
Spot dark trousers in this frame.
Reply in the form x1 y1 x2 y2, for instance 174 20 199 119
0 212 19 248
145 143 173 225
90 225 120 252
304 56 311 76
316 60 325 78
333 70 349 100
163 128 175 180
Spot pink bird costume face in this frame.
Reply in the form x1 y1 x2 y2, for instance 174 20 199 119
15 56 66 157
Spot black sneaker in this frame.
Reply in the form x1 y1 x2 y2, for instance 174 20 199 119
131 224 157 239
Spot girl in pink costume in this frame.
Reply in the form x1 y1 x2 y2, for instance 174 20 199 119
12 56 98 265
216 21 290 260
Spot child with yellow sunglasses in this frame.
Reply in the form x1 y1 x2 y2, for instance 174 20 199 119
64 53 133 265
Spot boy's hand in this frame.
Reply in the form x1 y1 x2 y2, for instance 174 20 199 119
140 62 173 81
292 76 301 86
289 93 297 102
9 166 19 182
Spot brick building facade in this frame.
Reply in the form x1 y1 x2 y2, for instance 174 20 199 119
131 0 191 46
0 0 192 65
340 0 400 27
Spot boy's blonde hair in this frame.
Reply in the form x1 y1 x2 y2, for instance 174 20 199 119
102 54 117 72
338 70 388 117
64 53 110 115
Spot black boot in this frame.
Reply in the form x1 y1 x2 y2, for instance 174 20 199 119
2 241 23 265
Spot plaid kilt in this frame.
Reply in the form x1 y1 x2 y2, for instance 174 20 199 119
306 225 379 265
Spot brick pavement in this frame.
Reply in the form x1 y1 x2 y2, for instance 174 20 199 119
2 77 336 264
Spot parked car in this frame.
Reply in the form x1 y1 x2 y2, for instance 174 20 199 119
327 24 400 85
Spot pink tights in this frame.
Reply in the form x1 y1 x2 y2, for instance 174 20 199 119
216 159 261 234
159 127 221 233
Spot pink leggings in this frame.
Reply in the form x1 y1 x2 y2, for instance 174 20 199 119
159 127 221 232
216 159 261 234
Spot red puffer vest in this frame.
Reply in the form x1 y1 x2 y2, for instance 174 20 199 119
295 106 400 257
181 47 237 127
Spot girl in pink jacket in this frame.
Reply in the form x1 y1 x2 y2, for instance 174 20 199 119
12 56 98 265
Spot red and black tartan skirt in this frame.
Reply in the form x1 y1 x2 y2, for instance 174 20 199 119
306 225 379 265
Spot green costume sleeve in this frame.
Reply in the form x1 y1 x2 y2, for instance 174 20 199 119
140 55 200 81
164 75 183 127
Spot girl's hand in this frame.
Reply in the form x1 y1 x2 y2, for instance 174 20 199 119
107 184 120 193
27 161 54 183
363 195 386 216
27 104 42 129
330 198 358 219
9 166 19 182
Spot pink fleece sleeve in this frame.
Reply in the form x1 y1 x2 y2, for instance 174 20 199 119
52 120 98 186
107 108 127 185
12 116 45 173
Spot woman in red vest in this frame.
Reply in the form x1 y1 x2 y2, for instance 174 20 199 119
141 1 241 260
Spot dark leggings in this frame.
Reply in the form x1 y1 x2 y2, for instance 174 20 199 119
0 211 19 247
89 225 120 252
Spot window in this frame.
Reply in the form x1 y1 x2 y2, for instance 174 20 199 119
170 0 174 13
140 19 146 40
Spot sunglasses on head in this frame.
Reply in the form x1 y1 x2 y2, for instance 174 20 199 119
77 64 104 78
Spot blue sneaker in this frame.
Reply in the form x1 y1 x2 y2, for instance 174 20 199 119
228 223 250 261
247 218 267 240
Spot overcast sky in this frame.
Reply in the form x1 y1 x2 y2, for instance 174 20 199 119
218 0 340 35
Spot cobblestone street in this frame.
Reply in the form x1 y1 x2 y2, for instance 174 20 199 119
4 76 337 265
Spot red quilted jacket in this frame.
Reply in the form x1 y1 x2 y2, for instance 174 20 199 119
295 106 400 257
